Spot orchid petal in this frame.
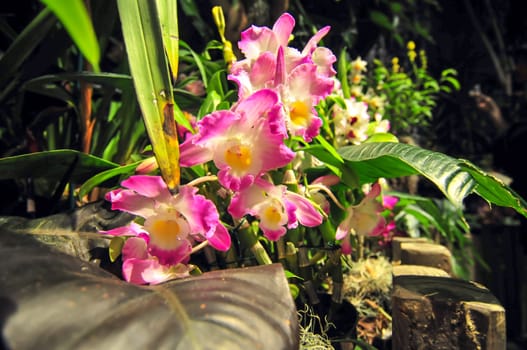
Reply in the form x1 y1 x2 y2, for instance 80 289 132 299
122 236 148 260
122 258 189 285
272 13 295 47
179 139 212 167
100 222 146 237
149 238 192 266
121 175 171 201
205 223 231 251
275 46 286 86
302 26 330 56
106 189 156 218
284 191 323 227
234 89 279 121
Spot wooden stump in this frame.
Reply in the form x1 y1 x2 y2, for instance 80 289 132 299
399 242 453 275
392 237 430 262
392 264 450 278
392 275 506 350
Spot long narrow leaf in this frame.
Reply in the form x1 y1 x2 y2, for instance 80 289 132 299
0 150 117 183
0 8 55 90
117 0 181 189
156 0 179 81
40 0 100 72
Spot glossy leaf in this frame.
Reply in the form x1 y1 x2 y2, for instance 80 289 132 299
338 142 527 217
40 0 101 72
0 229 298 350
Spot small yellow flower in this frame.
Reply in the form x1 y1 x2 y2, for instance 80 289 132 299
408 50 416 62
419 49 427 69
350 85 363 97
352 74 362 84
350 57 368 73
391 57 400 73
407 41 416 50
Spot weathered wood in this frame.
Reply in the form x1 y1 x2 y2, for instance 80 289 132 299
392 236 430 262
399 242 452 275
392 275 506 350
392 264 450 277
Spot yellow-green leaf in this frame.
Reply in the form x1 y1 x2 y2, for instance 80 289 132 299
117 0 180 189
109 236 125 262
156 0 179 81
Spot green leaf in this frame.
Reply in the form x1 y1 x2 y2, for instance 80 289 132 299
78 161 141 199
40 0 100 72
459 160 527 212
180 40 209 88
364 133 399 143
1 229 299 350
369 10 393 31
338 142 527 216
156 0 179 81
0 150 117 183
338 49 350 99
117 0 181 189
23 72 133 92
109 236 125 262
0 8 56 91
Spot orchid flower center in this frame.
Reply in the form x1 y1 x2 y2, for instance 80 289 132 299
289 100 311 127
225 144 252 171
146 215 190 250
259 198 286 228
263 205 282 225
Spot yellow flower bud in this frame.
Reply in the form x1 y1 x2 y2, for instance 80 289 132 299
407 41 416 50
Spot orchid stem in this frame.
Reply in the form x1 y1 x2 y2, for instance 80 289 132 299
186 175 218 187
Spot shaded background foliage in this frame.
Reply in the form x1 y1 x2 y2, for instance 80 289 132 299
2 0 527 346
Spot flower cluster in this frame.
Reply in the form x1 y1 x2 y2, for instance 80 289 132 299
102 13 389 285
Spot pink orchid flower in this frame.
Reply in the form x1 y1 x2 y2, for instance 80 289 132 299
382 195 399 210
228 177 323 240
370 220 399 247
229 13 336 142
179 89 294 191
103 175 231 266
231 13 335 87
121 236 190 285
336 182 386 254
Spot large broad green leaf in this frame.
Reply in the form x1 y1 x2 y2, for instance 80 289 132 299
40 0 100 72
0 150 118 184
117 0 181 190
338 142 527 217
0 228 298 350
